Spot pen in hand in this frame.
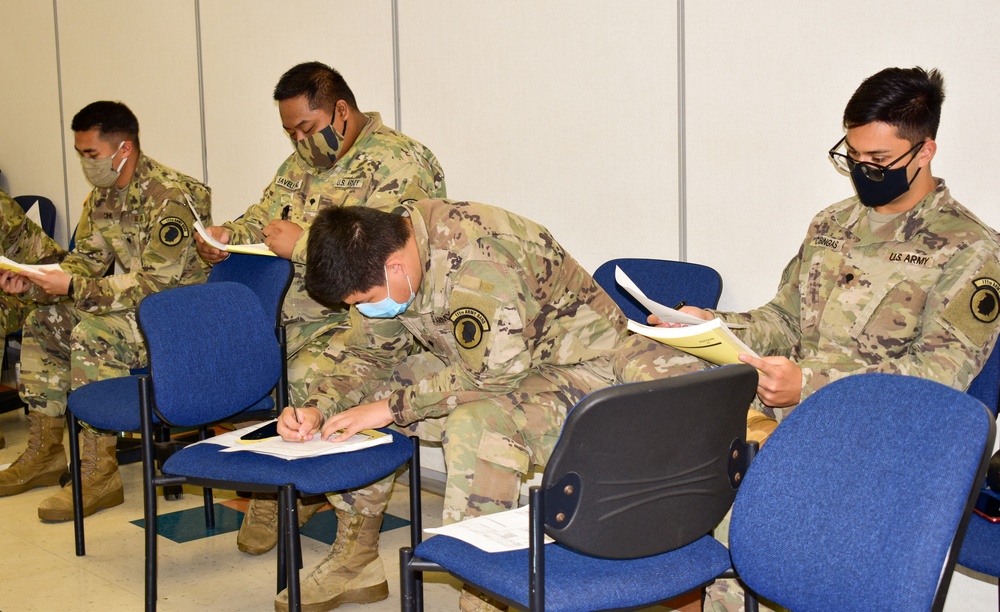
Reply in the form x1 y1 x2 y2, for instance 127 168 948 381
673 300 687 310
281 205 291 221
292 407 305 443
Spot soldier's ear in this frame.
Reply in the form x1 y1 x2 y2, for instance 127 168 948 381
916 139 936 168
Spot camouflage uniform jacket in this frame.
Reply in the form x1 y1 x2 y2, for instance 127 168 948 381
55 153 211 314
307 199 628 424
1 190 65 266
222 112 446 355
715 179 1000 407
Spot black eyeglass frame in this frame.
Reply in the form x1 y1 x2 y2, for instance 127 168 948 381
828 136 924 182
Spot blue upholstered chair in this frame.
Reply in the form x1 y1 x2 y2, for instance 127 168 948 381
956 344 1000 610
14 195 57 238
399 364 759 611
729 373 995 612
592 258 723 323
65 253 293 553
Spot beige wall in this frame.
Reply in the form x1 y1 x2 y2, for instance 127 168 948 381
0 2 997 605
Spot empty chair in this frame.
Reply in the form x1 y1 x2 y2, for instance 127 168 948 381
400 364 759 611
730 373 995 612
592 257 723 322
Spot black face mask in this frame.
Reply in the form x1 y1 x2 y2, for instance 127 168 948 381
850 163 922 207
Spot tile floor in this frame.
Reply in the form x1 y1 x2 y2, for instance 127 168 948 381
3 405 995 611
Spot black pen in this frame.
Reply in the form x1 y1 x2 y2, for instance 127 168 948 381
673 300 687 310
281 205 291 221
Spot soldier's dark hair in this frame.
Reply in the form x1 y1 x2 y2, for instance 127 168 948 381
274 61 358 113
305 206 412 307
71 101 141 150
843 66 945 143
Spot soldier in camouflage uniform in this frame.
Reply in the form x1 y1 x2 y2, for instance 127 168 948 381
193 62 445 603
619 67 1000 611
0 189 67 450
0 101 211 524
271 200 626 611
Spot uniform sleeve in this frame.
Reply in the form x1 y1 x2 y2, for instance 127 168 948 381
222 180 277 245
388 261 535 425
71 193 203 314
291 161 440 265
302 308 414 417
714 250 803 358
797 241 1000 399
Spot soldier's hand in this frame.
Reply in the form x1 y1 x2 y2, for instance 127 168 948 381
261 220 302 260
739 354 802 408
195 226 231 264
321 399 393 443
276 406 322 442
0 269 31 294
648 306 713 328
28 268 71 296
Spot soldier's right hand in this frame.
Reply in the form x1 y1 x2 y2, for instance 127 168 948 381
0 269 31 294
276 406 323 442
648 306 713 327
194 225 231 264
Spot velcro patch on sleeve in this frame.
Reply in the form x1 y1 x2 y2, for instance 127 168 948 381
449 289 497 371
943 258 1000 347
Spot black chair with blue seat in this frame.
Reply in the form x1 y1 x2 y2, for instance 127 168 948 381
399 363 759 611
65 253 293 555
729 372 996 612
592 258 723 323
955 344 1000 610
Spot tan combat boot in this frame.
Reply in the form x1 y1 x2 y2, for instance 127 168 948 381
238 493 327 555
274 510 388 612
0 412 67 496
459 586 509 611
37 428 123 521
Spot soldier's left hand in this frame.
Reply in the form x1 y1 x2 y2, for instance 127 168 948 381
320 399 393 443
0 269 31 294
738 354 802 408
261 220 303 259
26 268 71 296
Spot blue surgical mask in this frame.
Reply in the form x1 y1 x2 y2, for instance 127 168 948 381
355 267 415 319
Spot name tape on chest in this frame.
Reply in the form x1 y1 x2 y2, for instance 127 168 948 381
275 177 302 191
334 178 366 189
888 252 933 267
813 236 844 250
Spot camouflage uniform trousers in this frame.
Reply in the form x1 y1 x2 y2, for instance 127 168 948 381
1 294 37 337
20 301 146 418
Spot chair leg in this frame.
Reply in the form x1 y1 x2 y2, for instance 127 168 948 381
281 484 302 611
744 583 759 612
203 487 215 529
399 547 422 612
68 414 85 556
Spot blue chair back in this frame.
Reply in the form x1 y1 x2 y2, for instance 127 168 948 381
207 252 292 325
968 344 1000 417
138 282 282 427
592 258 722 322
730 373 996 612
14 195 57 238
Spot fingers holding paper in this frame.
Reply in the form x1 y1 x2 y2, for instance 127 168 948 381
195 225 231 264
321 399 393 443
647 306 713 328
0 269 31 294
260 220 302 259
738 354 802 408
277 406 322 442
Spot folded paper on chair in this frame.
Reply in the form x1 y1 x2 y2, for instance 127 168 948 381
185 198 276 257
190 419 392 460
0 256 62 276
424 506 554 552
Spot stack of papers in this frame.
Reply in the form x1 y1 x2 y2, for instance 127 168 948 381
0 256 62 276
191 419 392 460
185 198 275 257
424 506 554 552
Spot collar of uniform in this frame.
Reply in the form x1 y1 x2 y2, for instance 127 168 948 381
98 152 149 213
403 201 435 316
838 178 949 247
329 111 381 173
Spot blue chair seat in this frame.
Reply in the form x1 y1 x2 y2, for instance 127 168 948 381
162 428 412 495
414 534 731 612
959 512 1000 577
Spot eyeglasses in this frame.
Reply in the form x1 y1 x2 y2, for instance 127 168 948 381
828 136 924 182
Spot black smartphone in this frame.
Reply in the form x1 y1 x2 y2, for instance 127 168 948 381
238 421 280 442
974 490 1000 523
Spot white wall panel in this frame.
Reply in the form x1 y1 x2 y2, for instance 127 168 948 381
199 0 395 224
398 0 679 274
56 0 203 234
0 1 69 244
686 1 1000 313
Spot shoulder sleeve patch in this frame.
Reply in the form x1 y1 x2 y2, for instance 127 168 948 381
943 258 1000 347
449 288 497 371
158 216 190 247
